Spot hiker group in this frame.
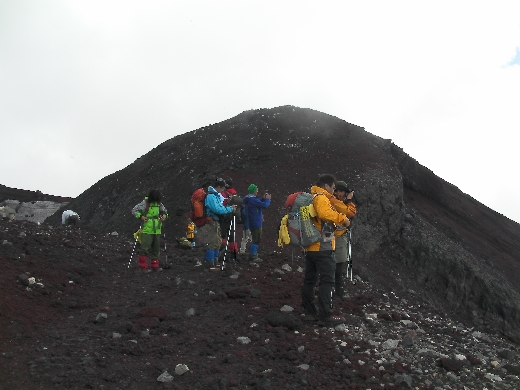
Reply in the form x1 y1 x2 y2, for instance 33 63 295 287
130 173 356 327
130 178 271 272
190 178 271 268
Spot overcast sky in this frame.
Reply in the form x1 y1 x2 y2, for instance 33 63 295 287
1 1 520 223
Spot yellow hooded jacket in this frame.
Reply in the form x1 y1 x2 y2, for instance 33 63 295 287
330 197 357 237
305 185 348 252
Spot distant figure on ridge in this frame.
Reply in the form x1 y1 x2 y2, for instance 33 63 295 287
62 210 80 226
131 190 168 273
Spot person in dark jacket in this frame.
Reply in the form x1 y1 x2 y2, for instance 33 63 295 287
131 190 168 272
242 184 271 263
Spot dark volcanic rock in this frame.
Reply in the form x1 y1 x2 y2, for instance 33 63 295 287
40 105 520 343
0 217 519 389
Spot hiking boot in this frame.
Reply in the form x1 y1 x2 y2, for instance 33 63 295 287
303 313 318 322
141 268 152 274
318 315 346 326
334 292 349 301
249 255 263 263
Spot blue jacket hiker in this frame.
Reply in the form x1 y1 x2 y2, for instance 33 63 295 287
131 190 168 273
242 184 271 263
198 180 235 268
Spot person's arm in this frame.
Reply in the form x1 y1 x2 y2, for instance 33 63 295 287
207 194 233 215
248 197 271 209
132 201 146 219
314 195 347 225
159 203 168 221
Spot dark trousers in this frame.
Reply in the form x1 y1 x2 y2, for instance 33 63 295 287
220 218 236 242
301 250 336 321
335 261 346 295
138 233 161 259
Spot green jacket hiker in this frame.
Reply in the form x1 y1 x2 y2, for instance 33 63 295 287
131 190 168 272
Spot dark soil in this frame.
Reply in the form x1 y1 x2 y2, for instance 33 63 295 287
2 218 519 390
0 219 387 389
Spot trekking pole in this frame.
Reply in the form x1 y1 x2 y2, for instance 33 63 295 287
346 228 355 284
127 225 142 268
221 218 233 270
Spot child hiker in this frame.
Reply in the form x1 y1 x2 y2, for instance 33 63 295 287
131 190 168 272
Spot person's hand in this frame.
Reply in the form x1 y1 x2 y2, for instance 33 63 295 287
264 193 272 199
231 205 238 211
140 216 148 222
344 218 350 228
347 191 354 200
159 215 166 221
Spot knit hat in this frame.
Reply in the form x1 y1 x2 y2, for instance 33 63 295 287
335 181 349 192
225 179 233 188
215 178 226 188
248 184 258 194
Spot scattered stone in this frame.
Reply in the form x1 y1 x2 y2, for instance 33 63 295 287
280 305 293 312
175 364 189 375
94 313 108 324
402 331 416 347
17 274 30 286
498 349 516 360
157 371 174 382
394 373 412 388
382 339 399 350
186 308 196 317
266 312 301 330
503 364 520 375
484 373 503 382
237 337 251 345
440 358 464 372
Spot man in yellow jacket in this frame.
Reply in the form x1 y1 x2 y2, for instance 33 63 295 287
301 174 350 326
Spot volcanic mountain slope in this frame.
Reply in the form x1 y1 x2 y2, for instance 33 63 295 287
1 218 520 389
45 105 520 342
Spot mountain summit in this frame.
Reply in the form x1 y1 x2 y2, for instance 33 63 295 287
46 105 520 342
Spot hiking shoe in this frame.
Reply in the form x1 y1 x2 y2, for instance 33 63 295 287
318 315 345 326
334 293 349 301
141 268 152 274
303 313 318 322
152 268 163 272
